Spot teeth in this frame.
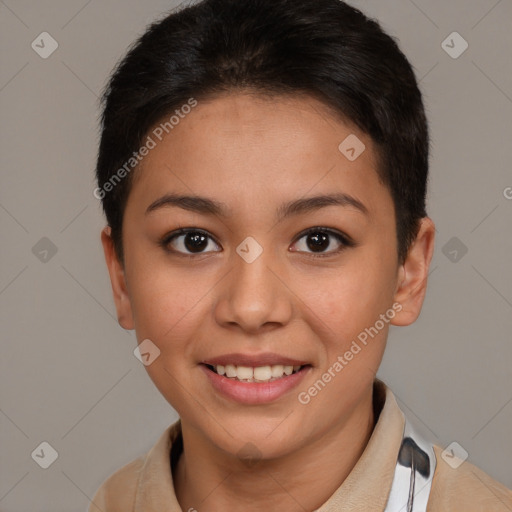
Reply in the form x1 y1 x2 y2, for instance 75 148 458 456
237 366 254 380
225 364 237 378
253 366 272 381
212 363 304 382
271 364 284 377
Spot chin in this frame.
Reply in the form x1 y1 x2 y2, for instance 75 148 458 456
205 415 305 461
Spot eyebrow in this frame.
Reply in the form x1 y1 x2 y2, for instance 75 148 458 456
145 192 369 221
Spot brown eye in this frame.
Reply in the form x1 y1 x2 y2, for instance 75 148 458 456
161 229 221 256
290 228 354 257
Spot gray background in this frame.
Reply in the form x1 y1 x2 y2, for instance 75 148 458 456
1 0 511 510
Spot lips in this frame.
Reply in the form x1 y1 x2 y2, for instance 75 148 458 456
199 352 312 404
200 362 311 404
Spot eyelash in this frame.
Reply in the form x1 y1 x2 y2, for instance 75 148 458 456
159 227 356 259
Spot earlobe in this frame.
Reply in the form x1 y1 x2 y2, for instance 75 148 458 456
100 226 135 330
391 217 435 326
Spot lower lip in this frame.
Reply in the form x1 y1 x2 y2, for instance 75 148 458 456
200 364 311 405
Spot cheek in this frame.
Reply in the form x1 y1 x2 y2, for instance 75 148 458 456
306 259 394 339
125 252 202 340
125 263 209 412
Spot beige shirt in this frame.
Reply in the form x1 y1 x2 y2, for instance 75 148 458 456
89 381 512 511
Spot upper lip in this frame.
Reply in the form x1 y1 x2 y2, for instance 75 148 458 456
202 353 310 367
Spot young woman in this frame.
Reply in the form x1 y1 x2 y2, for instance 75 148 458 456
91 0 512 510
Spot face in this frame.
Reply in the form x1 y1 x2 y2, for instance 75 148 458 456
102 92 434 461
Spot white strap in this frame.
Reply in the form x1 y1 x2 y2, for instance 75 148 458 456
384 416 437 512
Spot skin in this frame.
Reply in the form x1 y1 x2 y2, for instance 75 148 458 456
101 91 435 511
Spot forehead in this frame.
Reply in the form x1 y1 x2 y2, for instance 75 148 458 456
127 92 391 221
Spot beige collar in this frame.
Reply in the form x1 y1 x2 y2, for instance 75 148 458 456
134 380 405 512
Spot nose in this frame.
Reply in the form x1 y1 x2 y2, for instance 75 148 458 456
213 242 293 334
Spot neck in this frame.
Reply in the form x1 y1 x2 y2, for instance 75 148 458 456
173 387 378 512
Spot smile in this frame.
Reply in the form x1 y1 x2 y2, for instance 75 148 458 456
200 362 312 404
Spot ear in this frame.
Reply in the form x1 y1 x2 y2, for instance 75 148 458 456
391 217 435 326
100 226 134 330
